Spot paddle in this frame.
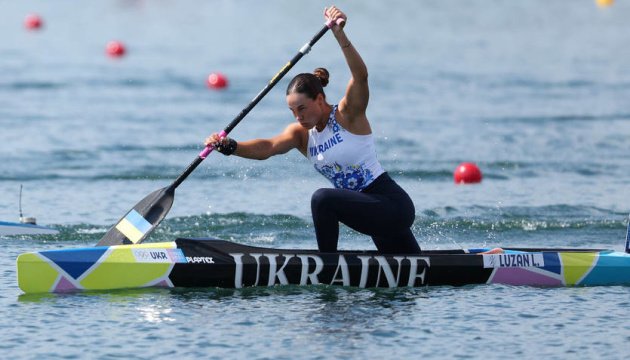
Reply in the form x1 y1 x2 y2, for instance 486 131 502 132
96 17 343 247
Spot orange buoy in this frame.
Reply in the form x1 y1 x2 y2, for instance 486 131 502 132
24 14 43 30
454 162 483 184
106 41 126 58
207 72 228 89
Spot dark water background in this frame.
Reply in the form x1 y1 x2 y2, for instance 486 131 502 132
1 0 629 358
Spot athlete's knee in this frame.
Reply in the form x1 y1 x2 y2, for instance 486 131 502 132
311 188 335 212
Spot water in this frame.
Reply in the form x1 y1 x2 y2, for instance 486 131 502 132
1 0 629 358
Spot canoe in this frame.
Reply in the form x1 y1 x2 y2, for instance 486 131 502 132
0 220 59 236
17 235 630 294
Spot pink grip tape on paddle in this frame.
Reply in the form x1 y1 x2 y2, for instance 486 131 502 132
199 130 227 159
324 8 346 28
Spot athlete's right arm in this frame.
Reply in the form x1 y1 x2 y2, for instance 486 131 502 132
204 123 307 160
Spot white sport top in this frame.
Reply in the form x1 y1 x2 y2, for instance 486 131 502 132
306 105 385 191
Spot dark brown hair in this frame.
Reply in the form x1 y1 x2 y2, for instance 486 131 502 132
286 67 329 99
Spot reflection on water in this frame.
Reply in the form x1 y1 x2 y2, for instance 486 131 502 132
137 304 175 323
8 281 630 358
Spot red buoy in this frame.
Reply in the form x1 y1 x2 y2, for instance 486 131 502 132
207 72 228 89
106 41 126 58
454 162 483 184
24 14 43 30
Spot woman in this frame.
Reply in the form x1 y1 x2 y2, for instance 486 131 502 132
205 6 420 254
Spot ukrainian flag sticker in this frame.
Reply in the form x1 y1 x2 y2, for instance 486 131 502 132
115 209 153 243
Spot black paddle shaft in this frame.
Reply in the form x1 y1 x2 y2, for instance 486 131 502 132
172 24 332 189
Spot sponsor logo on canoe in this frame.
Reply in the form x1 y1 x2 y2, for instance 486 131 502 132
132 249 187 263
482 253 544 268
186 256 215 264
229 252 431 289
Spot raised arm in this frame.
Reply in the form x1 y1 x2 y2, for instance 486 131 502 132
325 6 369 119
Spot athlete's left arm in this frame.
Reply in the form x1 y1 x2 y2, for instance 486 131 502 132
326 7 369 123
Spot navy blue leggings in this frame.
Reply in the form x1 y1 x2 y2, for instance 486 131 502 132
311 173 421 254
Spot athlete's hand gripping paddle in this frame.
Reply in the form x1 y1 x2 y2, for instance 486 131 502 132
96 16 344 246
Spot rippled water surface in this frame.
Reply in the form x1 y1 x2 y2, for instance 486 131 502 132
1 0 629 358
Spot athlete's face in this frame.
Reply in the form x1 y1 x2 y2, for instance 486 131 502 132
287 93 325 130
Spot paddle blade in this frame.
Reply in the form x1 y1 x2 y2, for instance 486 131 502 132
96 186 175 246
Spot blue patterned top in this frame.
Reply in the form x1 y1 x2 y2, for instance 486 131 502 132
306 105 384 191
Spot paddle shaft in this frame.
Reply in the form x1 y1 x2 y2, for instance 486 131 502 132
171 22 338 189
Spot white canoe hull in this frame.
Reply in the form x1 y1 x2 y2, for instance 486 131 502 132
0 221 58 236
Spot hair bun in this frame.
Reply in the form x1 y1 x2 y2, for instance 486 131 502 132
313 67 329 87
